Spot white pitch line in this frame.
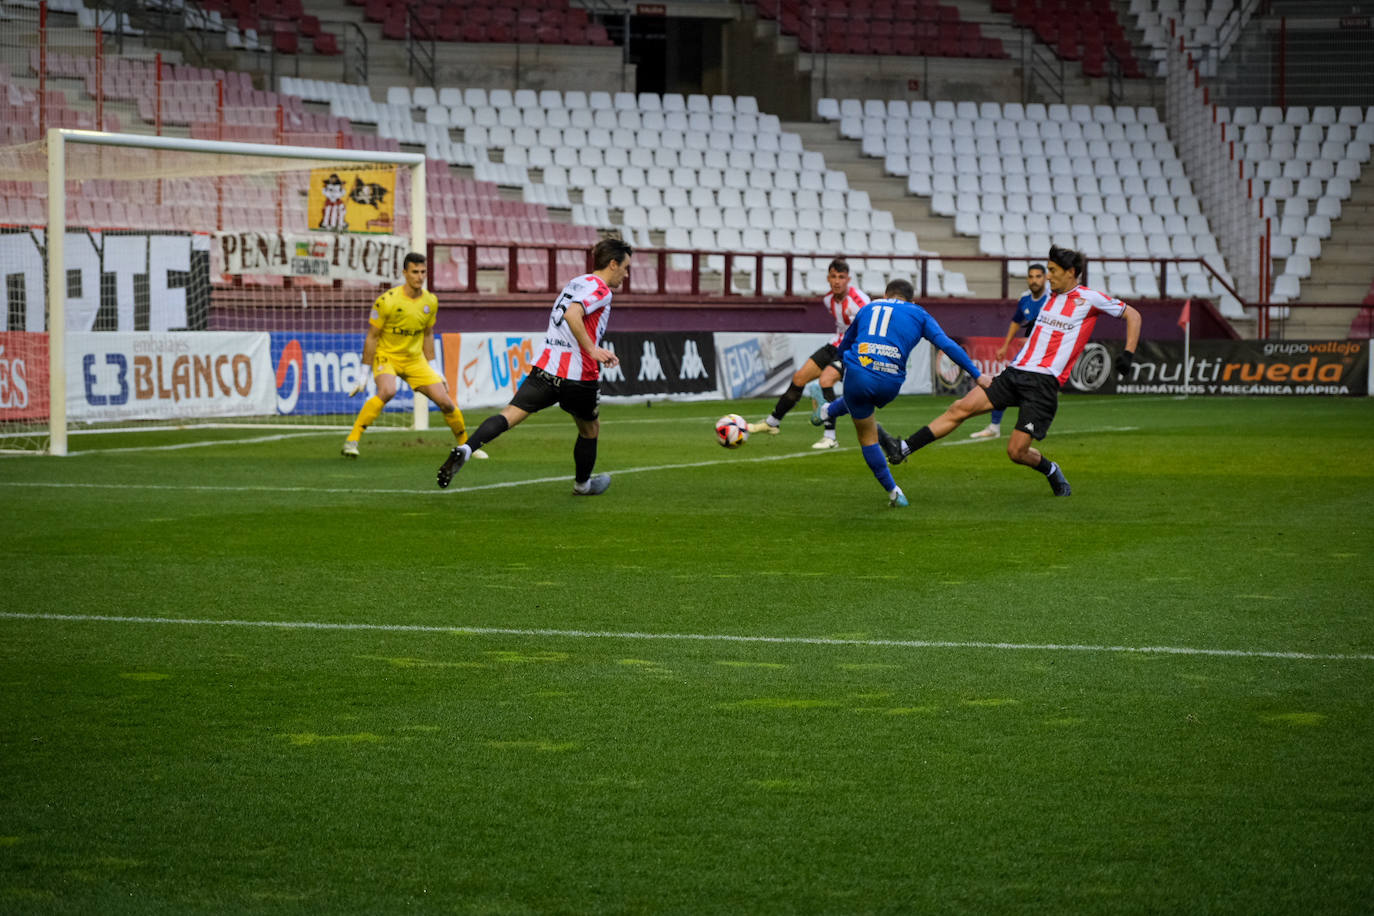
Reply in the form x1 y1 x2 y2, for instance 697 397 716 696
69 431 336 454
0 612 1369 662
0 448 836 496
0 424 1141 496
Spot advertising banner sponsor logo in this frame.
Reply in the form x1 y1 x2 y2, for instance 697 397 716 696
440 332 540 409
1077 340 1369 396
440 331 932 407
934 335 1022 395
714 333 831 400
600 332 718 398
215 230 408 285
0 332 48 420
69 332 276 421
270 332 418 416
0 228 210 332
716 333 933 400
307 166 397 234
898 340 933 395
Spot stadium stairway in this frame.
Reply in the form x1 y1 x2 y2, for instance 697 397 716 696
786 120 998 297
1295 174 1374 338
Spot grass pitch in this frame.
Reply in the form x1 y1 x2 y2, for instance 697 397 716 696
1 395 1372 914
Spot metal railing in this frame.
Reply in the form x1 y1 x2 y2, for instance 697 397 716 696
404 6 435 86
1208 0 1374 108
1024 31 1064 105
337 21 368 86
422 242 1237 302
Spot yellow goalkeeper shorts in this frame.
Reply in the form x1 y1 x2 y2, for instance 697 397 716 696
374 354 444 389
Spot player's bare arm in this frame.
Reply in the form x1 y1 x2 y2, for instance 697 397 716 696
1122 305 1142 352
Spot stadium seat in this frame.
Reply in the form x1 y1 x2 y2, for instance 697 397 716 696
1284 255 1312 280
1271 274 1301 303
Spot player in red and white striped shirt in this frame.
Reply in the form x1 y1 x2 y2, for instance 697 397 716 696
437 238 632 494
879 245 1141 496
747 258 871 448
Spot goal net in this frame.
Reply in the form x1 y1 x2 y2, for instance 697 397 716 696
0 129 425 455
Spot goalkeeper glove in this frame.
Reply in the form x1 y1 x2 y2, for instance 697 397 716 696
1114 350 1135 378
348 364 372 397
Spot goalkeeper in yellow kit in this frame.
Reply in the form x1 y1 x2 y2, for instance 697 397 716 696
342 252 486 459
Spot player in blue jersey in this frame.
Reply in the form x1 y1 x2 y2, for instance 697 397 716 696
971 263 1049 439
811 279 991 507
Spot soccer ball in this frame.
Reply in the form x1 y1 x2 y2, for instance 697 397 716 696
715 413 749 449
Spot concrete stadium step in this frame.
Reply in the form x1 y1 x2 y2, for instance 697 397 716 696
1291 174 1372 337
788 120 1005 298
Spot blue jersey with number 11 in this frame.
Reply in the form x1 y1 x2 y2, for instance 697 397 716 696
839 298 981 384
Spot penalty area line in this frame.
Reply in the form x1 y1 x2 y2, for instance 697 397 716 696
1 612 1371 663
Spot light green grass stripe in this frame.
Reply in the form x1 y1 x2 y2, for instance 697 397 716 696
2 612 1370 663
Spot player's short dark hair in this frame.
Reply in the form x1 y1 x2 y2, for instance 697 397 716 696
592 238 633 270
884 278 915 301
1047 245 1084 278
1028 263 1046 274
404 252 426 268
827 258 850 275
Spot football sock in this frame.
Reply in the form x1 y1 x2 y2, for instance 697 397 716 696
573 435 597 484
347 396 386 441
441 407 468 444
821 386 838 431
826 397 851 419
862 443 898 492
467 414 509 451
903 426 936 454
1035 455 1054 476
990 408 1005 425
771 383 804 421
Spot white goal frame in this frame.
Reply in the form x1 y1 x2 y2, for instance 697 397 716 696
42 128 426 456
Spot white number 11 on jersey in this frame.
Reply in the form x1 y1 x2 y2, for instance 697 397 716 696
866 305 893 336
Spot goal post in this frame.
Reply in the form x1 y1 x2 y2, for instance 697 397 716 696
3 128 426 455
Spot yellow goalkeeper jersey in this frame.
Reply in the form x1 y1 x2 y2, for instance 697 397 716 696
369 285 438 361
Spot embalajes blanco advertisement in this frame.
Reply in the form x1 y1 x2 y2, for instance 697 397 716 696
68 332 276 422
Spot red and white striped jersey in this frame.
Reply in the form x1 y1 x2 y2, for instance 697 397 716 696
533 274 613 381
1012 285 1127 385
824 286 871 346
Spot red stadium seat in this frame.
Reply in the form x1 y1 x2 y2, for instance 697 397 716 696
313 31 341 54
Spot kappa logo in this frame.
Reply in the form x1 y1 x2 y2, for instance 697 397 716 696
601 341 624 383
638 341 665 381
1025 421 1035 432
679 339 707 379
